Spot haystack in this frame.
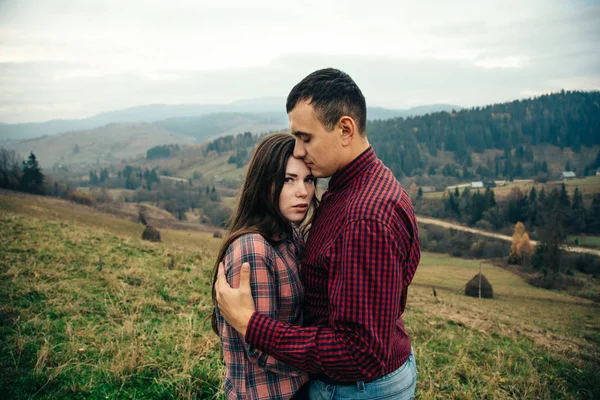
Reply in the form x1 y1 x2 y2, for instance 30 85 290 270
142 225 161 242
465 274 493 298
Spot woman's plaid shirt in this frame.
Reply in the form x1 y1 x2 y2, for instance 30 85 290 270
216 232 308 399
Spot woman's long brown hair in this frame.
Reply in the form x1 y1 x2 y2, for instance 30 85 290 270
211 133 318 334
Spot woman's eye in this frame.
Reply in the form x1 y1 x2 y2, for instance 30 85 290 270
285 177 293 183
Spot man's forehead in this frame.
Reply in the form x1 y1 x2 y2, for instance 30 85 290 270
289 104 318 131
289 100 317 117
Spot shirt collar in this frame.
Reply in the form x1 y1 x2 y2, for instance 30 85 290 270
327 146 377 193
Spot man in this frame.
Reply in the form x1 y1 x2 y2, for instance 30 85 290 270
216 68 420 399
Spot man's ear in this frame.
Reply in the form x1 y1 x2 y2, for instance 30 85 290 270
338 116 356 147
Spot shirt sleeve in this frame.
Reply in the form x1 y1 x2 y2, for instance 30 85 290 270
223 234 305 377
244 219 405 381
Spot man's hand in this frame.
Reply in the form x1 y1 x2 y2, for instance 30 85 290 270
215 261 256 338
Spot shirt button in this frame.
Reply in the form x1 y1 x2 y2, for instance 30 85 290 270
258 354 267 367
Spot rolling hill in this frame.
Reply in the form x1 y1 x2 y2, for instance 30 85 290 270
0 190 598 399
6 123 196 168
0 97 461 142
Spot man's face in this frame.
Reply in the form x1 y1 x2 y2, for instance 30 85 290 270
289 100 341 178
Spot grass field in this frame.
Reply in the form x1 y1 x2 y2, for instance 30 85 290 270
1 191 599 399
423 175 600 203
567 235 600 250
178 152 247 183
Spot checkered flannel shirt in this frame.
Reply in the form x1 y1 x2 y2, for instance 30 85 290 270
245 146 421 383
216 231 308 399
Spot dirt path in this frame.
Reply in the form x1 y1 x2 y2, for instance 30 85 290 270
416 215 600 257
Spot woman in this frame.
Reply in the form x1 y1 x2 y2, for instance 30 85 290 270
211 133 317 400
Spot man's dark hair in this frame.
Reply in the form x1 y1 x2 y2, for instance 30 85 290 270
286 68 367 135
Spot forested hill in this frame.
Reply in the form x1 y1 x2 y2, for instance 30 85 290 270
368 91 600 179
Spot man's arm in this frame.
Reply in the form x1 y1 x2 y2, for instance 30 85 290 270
218 236 305 376
216 219 405 381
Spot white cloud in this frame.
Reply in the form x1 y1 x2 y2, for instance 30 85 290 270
475 56 529 69
0 0 598 122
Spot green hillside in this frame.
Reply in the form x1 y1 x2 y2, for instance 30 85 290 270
1 192 598 399
5 123 197 169
368 91 600 181
170 91 600 187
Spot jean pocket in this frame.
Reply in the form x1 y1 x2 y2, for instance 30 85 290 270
310 379 337 400
366 362 416 400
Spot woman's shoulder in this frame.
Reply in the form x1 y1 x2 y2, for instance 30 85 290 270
231 232 269 246
226 233 275 258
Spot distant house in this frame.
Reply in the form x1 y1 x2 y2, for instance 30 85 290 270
561 171 576 180
471 181 484 189
596 169 600 176
495 180 507 187
421 186 436 193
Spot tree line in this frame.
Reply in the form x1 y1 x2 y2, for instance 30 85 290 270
428 183 599 236
0 147 231 227
1 149 45 194
368 90 600 179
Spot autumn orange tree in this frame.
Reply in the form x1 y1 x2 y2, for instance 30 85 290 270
508 222 534 265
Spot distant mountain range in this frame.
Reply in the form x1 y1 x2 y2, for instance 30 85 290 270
0 97 461 142
6 123 197 168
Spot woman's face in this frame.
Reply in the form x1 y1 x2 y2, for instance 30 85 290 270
279 156 315 224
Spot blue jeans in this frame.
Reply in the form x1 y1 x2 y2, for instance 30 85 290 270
309 349 417 400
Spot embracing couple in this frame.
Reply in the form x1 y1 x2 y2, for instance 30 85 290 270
212 68 420 400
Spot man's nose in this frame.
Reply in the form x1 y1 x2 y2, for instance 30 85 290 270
293 140 305 158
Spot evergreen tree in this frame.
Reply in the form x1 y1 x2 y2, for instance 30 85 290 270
484 187 496 208
20 152 44 194
469 190 487 225
526 186 538 226
565 160 572 171
570 187 586 233
89 170 99 184
587 194 600 234
533 188 566 276
559 183 571 219
444 191 461 218
100 168 109 182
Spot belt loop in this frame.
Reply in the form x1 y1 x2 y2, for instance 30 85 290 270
356 381 365 392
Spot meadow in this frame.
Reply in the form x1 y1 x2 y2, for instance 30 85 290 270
1 191 598 399
423 175 600 203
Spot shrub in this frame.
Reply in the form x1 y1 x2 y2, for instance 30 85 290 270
92 187 114 204
203 205 231 228
482 241 510 259
66 190 96 207
534 174 548 183
138 210 148 226
470 240 485 258
561 253 600 275
475 220 492 231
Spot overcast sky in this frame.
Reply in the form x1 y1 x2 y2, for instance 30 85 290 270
0 0 599 123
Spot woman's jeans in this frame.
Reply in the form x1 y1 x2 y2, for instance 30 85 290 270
309 348 417 400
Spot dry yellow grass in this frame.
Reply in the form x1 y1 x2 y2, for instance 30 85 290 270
1 190 599 399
